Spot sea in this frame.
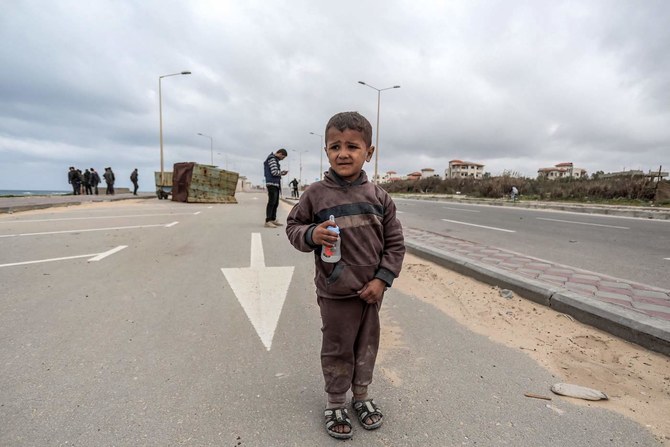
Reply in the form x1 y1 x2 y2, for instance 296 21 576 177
0 190 70 197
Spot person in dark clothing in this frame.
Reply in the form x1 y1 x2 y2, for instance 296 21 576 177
90 168 100 195
263 148 288 227
103 167 115 195
289 177 299 198
286 112 405 439
130 169 139 195
83 169 93 195
76 169 85 195
67 167 79 195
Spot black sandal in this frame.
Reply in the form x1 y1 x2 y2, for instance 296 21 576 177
352 399 383 430
324 407 353 439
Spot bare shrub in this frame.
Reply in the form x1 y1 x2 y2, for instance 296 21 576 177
382 175 657 202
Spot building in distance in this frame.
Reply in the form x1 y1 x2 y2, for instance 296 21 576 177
445 160 485 179
537 162 587 180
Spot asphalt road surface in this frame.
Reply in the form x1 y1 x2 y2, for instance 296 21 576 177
0 194 661 446
394 197 670 290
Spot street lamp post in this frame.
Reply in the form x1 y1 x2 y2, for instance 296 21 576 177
309 132 324 180
357 81 400 184
159 71 191 184
291 149 308 187
217 152 229 170
197 133 214 165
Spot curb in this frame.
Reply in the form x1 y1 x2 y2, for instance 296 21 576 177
0 195 155 214
552 291 670 356
0 202 76 214
405 240 670 356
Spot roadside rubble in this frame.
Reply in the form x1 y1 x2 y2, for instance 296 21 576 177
551 383 609 401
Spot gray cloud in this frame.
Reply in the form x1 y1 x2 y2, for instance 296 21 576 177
1 0 668 191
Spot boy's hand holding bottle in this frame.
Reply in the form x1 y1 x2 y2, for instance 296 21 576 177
312 218 339 250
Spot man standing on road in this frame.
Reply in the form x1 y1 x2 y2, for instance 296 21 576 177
90 168 100 195
130 168 139 195
83 169 93 195
103 167 115 195
263 148 288 228
289 177 299 198
67 167 79 195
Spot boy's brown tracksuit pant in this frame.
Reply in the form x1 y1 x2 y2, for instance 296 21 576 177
317 296 381 406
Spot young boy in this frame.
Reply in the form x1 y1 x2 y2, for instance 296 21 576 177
286 111 405 439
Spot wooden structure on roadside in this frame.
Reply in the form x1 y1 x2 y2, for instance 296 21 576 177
154 171 174 200
170 162 239 204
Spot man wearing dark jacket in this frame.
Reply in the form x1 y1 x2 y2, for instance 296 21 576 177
103 167 115 195
263 148 288 227
130 169 139 195
90 168 101 195
83 169 92 195
67 167 79 195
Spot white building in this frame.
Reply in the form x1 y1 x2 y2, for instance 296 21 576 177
445 160 485 179
537 162 587 180
421 168 438 178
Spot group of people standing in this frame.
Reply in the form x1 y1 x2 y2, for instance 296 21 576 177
67 166 120 196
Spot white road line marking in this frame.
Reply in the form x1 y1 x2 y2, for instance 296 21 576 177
0 222 178 238
0 254 96 268
441 219 516 233
88 245 127 262
0 246 127 268
0 213 198 224
536 217 629 229
443 206 480 213
664 258 670 261
194 211 202 215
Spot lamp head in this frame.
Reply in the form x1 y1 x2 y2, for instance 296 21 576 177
393 85 401 88
181 71 191 75
358 81 366 85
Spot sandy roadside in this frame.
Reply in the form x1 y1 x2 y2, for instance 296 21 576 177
384 252 670 445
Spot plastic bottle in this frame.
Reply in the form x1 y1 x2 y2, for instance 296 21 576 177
321 215 341 263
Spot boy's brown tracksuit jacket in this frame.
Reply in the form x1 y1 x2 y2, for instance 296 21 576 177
286 169 405 400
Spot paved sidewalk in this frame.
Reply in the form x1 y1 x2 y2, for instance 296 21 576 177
404 227 670 355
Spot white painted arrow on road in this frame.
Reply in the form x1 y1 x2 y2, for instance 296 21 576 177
221 233 294 351
0 245 128 268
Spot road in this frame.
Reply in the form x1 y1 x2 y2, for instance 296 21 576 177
394 198 670 289
0 194 661 446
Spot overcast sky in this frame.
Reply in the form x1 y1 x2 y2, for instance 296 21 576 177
1 0 669 191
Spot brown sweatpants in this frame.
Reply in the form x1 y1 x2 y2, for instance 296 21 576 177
317 296 381 405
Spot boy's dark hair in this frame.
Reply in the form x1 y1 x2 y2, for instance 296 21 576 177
325 112 373 147
276 148 288 156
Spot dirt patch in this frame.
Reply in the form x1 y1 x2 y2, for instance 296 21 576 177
384 253 670 444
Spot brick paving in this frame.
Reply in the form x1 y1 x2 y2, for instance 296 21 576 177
404 227 670 322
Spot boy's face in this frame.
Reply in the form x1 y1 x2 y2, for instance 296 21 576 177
324 127 374 182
